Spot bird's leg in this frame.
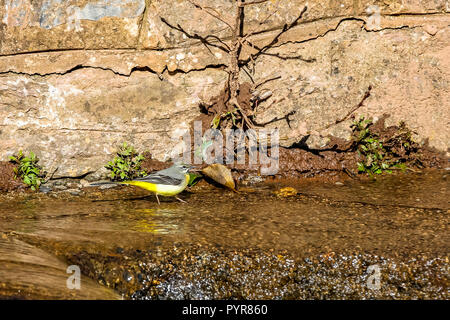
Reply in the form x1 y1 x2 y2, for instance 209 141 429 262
155 193 160 205
175 196 187 203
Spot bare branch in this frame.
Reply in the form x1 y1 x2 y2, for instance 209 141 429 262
241 65 255 84
160 17 230 54
254 74 281 89
227 0 245 101
238 0 269 6
254 109 296 128
240 6 308 66
186 0 234 30
239 0 280 45
324 85 373 130
248 50 316 62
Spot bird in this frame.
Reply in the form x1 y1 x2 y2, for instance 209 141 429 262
91 163 193 204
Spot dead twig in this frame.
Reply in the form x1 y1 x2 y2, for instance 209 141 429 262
254 110 296 128
43 166 59 184
240 6 308 67
238 0 269 6
160 17 230 53
254 74 281 89
186 0 234 30
164 1 313 134
324 85 372 129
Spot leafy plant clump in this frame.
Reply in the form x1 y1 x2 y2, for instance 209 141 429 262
105 142 147 181
188 172 202 187
351 117 418 176
9 150 45 191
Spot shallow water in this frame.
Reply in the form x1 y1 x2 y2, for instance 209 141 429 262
0 170 448 299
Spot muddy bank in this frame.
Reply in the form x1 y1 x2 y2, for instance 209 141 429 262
149 115 448 182
235 115 448 180
0 115 447 193
0 162 23 193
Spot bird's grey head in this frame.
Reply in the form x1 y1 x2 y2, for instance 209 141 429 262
174 163 193 173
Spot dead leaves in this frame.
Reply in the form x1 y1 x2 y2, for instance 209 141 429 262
201 164 236 191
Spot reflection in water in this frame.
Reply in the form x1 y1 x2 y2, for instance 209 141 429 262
131 208 180 234
3 200 40 234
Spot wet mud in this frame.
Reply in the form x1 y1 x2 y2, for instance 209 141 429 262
0 162 23 193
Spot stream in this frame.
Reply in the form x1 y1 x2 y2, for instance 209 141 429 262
0 169 448 299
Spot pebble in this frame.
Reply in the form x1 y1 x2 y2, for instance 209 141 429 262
79 179 90 188
66 189 81 196
245 175 265 184
99 184 118 190
53 185 67 191
39 185 52 193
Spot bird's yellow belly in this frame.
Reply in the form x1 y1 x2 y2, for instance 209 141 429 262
121 175 189 197
155 183 187 196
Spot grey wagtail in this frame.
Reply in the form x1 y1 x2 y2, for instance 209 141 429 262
91 163 193 204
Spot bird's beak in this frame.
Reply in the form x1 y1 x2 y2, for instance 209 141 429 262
188 165 201 172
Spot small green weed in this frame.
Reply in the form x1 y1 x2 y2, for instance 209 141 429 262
351 117 391 175
105 142 147 181
351 117 419 176
9 150 44 191
188 172 202 187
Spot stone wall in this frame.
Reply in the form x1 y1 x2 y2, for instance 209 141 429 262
0 0 449 178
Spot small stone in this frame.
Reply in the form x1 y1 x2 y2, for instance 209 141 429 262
39 185 52 193
335 182 344 186
67 189 80 196
99 184 118 190
79 179 90 188
115 247 124 254
67 182 79 189
245 175 265 184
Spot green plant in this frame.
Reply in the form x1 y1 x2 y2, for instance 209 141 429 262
9 150 44 191
187 172 202 187
105 142 147 181
351 117 423 176
212 108 239 129
351 117 393 176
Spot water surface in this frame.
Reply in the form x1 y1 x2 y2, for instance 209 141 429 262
0 170 448 299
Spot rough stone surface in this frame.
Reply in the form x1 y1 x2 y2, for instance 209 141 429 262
0 0 449 178
0 68 226 178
